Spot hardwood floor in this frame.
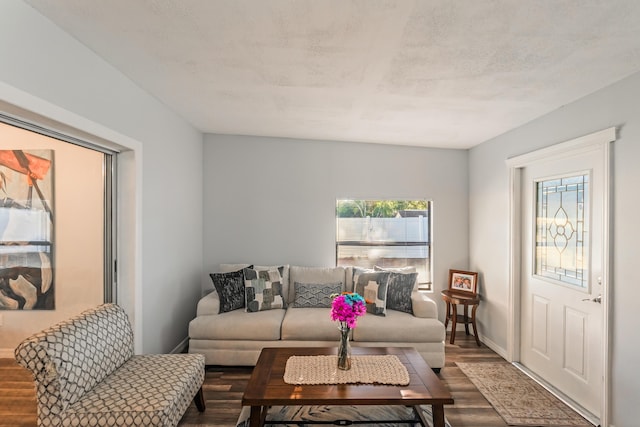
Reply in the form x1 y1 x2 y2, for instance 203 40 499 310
1 332 507 427
0 357 37 427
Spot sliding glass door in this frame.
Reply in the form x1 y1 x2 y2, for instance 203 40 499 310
0 116 116 349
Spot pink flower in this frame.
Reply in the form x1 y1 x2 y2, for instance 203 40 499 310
330 293 367 329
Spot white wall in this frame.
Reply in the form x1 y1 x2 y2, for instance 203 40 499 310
0 1 203 354
469 71 640 425
203 134 469 316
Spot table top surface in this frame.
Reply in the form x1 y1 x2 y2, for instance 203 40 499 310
441 289 480 304
242 346 454 407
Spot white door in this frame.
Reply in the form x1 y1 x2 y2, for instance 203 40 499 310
520 146 605 419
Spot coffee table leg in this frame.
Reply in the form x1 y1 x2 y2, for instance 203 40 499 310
432 404 446 427
249 405 263 427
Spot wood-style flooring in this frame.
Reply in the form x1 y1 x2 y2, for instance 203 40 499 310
0 332 507 427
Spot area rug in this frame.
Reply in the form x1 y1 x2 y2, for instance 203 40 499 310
456 362 592 426
236 404 451 427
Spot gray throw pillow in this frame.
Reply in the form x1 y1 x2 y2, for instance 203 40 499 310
209 269 247 313
374 265 419 291
353 268 390 316
243 266 287 312
293 282 343 308
386 272 418 314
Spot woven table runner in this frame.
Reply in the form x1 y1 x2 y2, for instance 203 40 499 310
283 355 410 385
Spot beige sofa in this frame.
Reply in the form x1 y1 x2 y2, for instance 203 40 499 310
188 265 445 370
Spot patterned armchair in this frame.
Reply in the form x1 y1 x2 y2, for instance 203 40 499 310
14 303 205 427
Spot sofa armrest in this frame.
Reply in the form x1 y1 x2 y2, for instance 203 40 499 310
411 292 438 319
196 292 220 316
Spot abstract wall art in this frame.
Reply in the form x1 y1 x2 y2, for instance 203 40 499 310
0 149 54 310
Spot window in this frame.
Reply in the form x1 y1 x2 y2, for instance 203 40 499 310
336 199 432 291
535 174 589 288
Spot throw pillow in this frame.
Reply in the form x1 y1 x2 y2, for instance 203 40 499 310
386 272 418 314
243 266 287 312
353 268 390 316
292 282 343 308
374 265 419 291
209 269 247 313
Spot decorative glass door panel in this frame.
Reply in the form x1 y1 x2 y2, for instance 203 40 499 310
535 174 589 288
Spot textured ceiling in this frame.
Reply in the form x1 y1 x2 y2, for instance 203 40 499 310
24 0 640 148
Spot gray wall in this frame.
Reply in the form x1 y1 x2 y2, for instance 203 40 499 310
0 1 203 355
469 70 640 425
203 134 469 316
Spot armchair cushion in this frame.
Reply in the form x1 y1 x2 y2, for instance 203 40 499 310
60 354 204 427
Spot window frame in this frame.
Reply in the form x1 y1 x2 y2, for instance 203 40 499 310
335 199 433 291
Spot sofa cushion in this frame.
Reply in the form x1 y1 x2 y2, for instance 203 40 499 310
353 310 445 343
281 308 343 341
210 270 246 313
189 309 285 340
292 282 342 308
289 266 346 304
386 272 418 314
244 266 287 312
353 268 390 316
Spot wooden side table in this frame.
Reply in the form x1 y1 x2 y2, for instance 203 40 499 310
441 289 481 346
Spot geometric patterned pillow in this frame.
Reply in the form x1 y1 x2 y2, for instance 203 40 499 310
209 270 246 313
386 272 418 314
292 282 343 308
243 266 287 312
353 268 390 316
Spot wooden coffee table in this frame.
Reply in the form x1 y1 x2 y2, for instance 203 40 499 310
242 347 454 427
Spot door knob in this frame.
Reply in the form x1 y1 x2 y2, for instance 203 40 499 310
582 295 602 303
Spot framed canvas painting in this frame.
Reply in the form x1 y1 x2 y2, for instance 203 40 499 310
0 149 55 310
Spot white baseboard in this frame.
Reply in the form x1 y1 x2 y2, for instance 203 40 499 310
170 337 189 354
0 348 15 359
478 334 509 360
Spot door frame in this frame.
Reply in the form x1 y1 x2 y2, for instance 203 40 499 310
506 127 615 427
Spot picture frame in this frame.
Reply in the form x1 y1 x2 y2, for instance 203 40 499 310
448 269 478 294
0 149 55 310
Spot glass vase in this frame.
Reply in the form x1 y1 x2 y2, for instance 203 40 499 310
337 325 352 370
